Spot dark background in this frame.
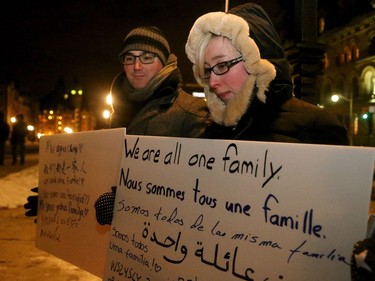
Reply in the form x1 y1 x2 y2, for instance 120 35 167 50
0 0 371 109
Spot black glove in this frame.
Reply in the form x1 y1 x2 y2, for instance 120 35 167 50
351 238 375 281
94 186 117 225
24 187 38 222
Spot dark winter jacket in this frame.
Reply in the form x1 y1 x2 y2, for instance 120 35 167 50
187 3 348 145
0 120 10 143
203 97 348 144
110 66 211 138
10 120 28 144
226 3 348 144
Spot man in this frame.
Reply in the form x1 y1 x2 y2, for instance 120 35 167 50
91 26 211 224
0 111 10 165
110 25 211 137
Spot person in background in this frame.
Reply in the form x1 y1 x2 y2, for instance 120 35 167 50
185 3 348 144
185 3 371 280
10 113 28 165
0 111 10 165
24 26 211 222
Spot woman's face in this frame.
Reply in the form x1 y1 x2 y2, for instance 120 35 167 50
204 36 248 104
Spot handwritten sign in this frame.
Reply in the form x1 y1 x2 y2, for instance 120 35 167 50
103 135 374 281
36 128 126 277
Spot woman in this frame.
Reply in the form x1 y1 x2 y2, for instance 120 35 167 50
186 3 373 280
185 3 348 145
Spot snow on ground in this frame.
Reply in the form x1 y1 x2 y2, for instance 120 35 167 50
0 165 39 209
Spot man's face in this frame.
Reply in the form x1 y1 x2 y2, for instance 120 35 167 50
123 50 164 89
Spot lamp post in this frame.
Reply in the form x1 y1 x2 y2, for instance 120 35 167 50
331 94 353 145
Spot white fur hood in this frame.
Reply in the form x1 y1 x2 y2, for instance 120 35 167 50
186 3 292 127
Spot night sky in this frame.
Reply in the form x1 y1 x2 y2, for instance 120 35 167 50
0 0 371 110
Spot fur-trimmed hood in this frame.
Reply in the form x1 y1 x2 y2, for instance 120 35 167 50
185 3 293 126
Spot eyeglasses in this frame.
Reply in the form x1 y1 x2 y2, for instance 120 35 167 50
203 56 243 79
122 53 157 65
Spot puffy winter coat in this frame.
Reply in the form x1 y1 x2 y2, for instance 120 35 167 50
187 3 348 145
110 68 211 138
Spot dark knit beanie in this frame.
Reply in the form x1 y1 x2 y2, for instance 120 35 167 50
119 26 170 66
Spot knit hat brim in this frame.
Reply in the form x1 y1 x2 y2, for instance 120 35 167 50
119 26 170 66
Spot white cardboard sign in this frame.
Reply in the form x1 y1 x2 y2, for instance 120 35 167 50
36 128 126 277
103 135 374 281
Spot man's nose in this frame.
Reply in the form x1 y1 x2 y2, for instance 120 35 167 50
134 57 143 70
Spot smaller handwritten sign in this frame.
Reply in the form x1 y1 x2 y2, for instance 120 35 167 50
36 128 125 277
103 136 375 281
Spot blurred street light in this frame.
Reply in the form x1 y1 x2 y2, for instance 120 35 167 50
331 94 353 145
106 93 112 105
103 110 111 120
64 127 73 134
102 110 111 129
102 93 113 129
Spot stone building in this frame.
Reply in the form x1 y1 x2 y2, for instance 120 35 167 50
318 9 375 146
0 82 32 129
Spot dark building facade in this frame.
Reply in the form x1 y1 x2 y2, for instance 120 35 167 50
318 9 375 146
